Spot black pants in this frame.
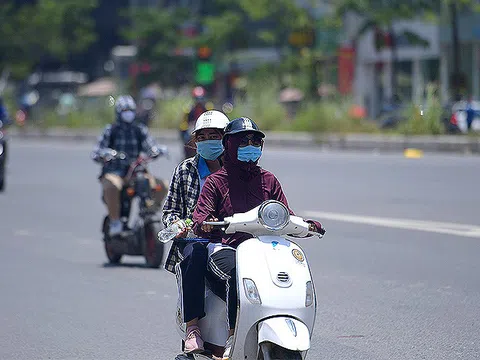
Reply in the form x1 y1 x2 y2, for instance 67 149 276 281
179 242 208 323
179 243 237 329
206 247 237 330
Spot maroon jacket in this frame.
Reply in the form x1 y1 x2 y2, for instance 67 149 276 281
192 133 322 248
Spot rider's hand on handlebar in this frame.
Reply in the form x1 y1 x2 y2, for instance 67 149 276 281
102 148 117 162
201 217 218 233
308 222 326 235
149 145 169 159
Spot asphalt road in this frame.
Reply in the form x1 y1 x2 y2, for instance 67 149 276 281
1 138 480 360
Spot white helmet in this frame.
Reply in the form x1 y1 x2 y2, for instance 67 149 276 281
192 110 230 135
115 95 136 114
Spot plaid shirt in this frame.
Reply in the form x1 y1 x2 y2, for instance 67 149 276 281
162 155 203 274
91 122 158 176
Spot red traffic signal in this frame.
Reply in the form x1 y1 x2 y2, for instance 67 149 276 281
198 46 212 59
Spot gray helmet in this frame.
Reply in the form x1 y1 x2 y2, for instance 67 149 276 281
114 95 136 114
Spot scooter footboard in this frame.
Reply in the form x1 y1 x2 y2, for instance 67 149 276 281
257 317 310 352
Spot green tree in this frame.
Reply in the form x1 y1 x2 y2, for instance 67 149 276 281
0 0 98 79
122 6 196 88
193 0 246 51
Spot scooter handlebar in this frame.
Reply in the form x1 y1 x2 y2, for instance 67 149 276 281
202 221 230 227
307 230 325 239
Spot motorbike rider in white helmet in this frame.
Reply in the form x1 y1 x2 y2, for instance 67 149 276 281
162 109 230 354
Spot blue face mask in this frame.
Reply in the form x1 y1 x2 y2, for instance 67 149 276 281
237 145 262 163
196 139 224 160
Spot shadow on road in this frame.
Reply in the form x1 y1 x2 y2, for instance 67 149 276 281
100 262 162 270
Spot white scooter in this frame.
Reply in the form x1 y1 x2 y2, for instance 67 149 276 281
168 200 325 360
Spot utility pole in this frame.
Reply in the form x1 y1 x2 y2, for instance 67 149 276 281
449 1 462 100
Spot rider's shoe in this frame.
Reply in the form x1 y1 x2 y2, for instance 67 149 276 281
109 220 123 237
222 334 234 360
184 325 204 354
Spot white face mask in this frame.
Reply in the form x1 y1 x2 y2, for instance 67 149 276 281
120 110 136 123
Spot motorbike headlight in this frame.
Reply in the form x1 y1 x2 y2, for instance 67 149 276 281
305 281 314 307
0 143 3 156
258 201 289 231
243 278 261 304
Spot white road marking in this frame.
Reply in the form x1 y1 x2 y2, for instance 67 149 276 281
13 229 33 237
303 211 480 239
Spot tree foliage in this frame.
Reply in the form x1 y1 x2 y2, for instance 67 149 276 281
0 0 98 78
121 6 194 87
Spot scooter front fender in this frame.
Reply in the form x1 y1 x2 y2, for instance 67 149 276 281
257 317 310 352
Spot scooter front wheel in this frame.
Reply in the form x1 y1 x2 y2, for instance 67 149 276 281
259 342 302 360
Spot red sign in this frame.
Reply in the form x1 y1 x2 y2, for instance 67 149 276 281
338 47 355 95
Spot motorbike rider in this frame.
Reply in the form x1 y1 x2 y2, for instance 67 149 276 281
192 117 325 360
179 86 208 159
91 95 167 237
0 97 11 126
0 97 12 162
162 109 230 354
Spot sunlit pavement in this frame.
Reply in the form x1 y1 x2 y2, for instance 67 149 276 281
1 138 479 359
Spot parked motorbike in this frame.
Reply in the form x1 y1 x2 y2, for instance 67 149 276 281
101 149 168 268
166 200 325 360
448 100 480 133
0 120 6 192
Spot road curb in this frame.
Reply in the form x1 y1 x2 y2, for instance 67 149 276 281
7 128 480 154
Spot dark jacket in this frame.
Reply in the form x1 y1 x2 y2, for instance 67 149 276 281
193 133 322 247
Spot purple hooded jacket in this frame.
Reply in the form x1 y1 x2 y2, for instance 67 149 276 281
192 133 322 248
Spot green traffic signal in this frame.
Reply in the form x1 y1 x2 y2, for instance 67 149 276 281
195 61 215 85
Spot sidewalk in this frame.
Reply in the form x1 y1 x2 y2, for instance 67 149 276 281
8 127 480 154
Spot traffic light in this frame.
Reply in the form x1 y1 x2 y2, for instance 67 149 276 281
195 62 215 85
195 46 215 85
197 46 212 60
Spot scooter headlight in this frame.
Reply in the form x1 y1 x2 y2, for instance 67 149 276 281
243 278 262 304
305 281 314 307
258 201 289 231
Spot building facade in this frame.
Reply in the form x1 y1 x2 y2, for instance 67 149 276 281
343 13 440 118
439 10 480 102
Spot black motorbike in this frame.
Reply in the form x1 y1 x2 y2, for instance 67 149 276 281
100 150 168 268
0 119 7 192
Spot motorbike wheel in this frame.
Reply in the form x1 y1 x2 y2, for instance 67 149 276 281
144 222 164 268
259 342 302 360
105 241 122 264
103 218 122 264
0 159 4 192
